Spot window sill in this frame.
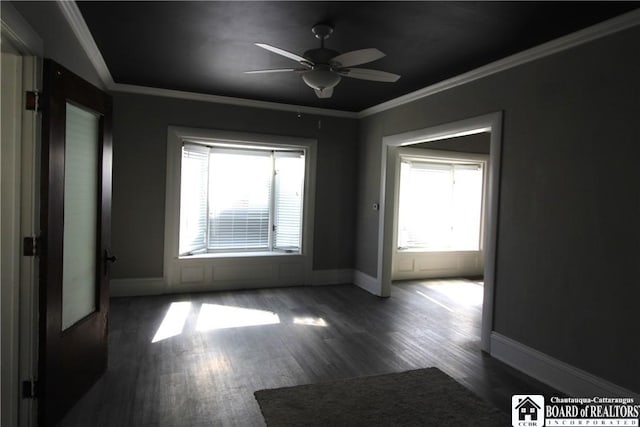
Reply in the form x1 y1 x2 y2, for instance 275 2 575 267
179 251 302 260
396 248 482 254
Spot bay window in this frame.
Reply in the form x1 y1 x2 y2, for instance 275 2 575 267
179 142 306 256
397 157 484 251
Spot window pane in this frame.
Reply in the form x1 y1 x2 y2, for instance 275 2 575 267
180 144 209 255
398 159 483 251
452 164 483 250
398 161 453 249
273 151 305 251
208 148 272 250
62 103 98 330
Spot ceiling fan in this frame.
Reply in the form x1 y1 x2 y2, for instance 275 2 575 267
245 23 401 99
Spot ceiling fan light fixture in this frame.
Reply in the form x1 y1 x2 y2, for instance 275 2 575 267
302 68 342 91
249 24 400 99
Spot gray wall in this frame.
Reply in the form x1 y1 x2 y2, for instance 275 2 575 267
10 0 358 279
11 1 105 89
412 132 490 154
111 93 358 278
356 26 640 392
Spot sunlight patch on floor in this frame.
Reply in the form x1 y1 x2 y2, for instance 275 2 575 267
427 281 483 306
206 355 233 373
152 301 192 343
196 304 280 331
151 302 333 342
293 316 328 327
416 291 453 312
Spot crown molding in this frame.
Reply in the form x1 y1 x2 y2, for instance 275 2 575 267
59 0 640 120
110 83 358 118
357 8 640 118
57 0 114 86
1 1 44 55
57 0 357 118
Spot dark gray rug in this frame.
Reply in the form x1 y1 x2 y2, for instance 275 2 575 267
254 368 509 426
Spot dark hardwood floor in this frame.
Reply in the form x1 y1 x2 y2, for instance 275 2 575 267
58 279 558 426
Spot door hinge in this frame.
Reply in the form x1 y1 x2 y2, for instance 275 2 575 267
23 236 40 257
22 379 39 399
25 91 40 112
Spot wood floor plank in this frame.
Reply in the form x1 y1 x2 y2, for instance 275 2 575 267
58 280 558 426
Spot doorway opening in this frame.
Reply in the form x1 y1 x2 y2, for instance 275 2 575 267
377 112 502 352
393 145 488 281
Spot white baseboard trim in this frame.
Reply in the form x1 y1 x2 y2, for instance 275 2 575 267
491 332 639 399
110 277 166 297
310 269 354 286
352 270 382 296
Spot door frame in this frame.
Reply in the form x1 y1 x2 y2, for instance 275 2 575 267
378 112 503 352
1 3 44 426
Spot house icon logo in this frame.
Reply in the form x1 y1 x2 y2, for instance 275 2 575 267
512 395 544 427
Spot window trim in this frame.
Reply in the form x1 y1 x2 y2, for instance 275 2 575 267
179 142 306 256
164 126 316 291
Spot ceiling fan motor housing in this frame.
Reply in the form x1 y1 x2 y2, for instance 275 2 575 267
304 48 340 65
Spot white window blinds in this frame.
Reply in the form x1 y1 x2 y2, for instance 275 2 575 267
179 142 305 256
397 159 483 251
273 151 305 250
208 148 272 251
180 144 209 254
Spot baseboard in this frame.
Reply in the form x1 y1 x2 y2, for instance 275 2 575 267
352 270 382 296
491 332 639 399
310 269 354 286
110 277 166 297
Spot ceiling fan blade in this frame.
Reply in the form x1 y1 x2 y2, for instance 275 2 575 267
337 68 401 82
245 68 305 74
314 87 333 99
255 43 310 65
331 48 385 67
